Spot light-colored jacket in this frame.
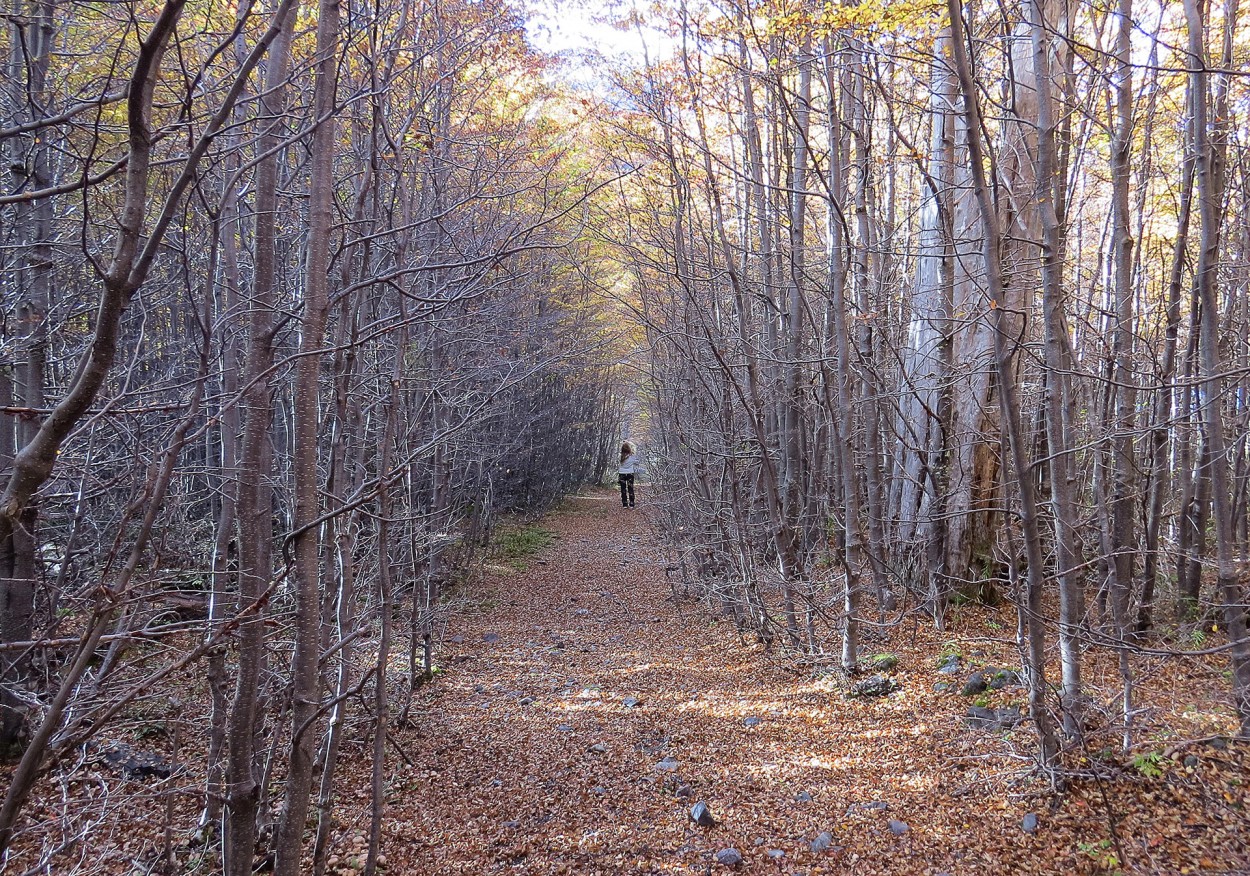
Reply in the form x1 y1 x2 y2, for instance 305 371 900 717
618 452 638 475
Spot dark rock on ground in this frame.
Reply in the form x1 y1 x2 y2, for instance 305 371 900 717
714 847 742 866
622 696 640 708
100 743 175 780
988 668 1022 690
483 632 500 643
794 791 813 803
961 671 987 696
743 716 762 728
655 756 679 772
691 801 717 827
811 831 834 852
870 653 898 672
847 800 889 814
937 654 962 674
1022 813 1039 833
888 820 909 836
965 705 1022 731
850 674 899 698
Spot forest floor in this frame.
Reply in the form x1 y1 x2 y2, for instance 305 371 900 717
8 488 1247 875
352 488 1249 876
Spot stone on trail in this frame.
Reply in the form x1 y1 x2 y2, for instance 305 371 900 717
518 696 534 706
556 724 574 732
1022 812 1039 833
587 743 607 754
766 849 785 859
690 801 716 827
743 716 762 728
888 820 909 836
482 632 500 643
937 653 962 674
655 756 679 772
811 831 834 852
622 696 640 708
714 847 742 867
675 784 693 799
794 791 813 803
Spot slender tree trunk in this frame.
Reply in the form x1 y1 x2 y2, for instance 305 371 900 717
273 0 340 869
225 3 298 871
1106 0 1136 747
1140 88 1194 632
1182 0 1250 733
0 0 55 755
947 0 1059 766
1026 0 1085 741
823 38 862 671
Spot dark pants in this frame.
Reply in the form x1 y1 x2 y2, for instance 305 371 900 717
618 473 635 507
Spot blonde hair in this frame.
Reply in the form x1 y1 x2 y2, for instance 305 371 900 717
620 442 634 465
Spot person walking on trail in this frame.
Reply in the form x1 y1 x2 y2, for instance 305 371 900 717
618 442 638 508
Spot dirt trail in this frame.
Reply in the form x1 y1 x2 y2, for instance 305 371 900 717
370 490 1235 875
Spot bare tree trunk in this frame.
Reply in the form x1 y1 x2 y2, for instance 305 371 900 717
847 42 893 615
365 340 404 876
779 34 812 645
0 0 55 755
823 38 862 671
1106 0 1136 748
225 3 298 871
1140 85 1194 632
273 0 340 868
946 0 1058 766
1182 0 1250 734
1025 0 1085 741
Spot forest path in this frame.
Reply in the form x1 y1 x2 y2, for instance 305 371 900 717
378 488 1054 875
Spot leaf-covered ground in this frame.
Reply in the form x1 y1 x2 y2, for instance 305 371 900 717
361 489 1249 875
5 488 1247 874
